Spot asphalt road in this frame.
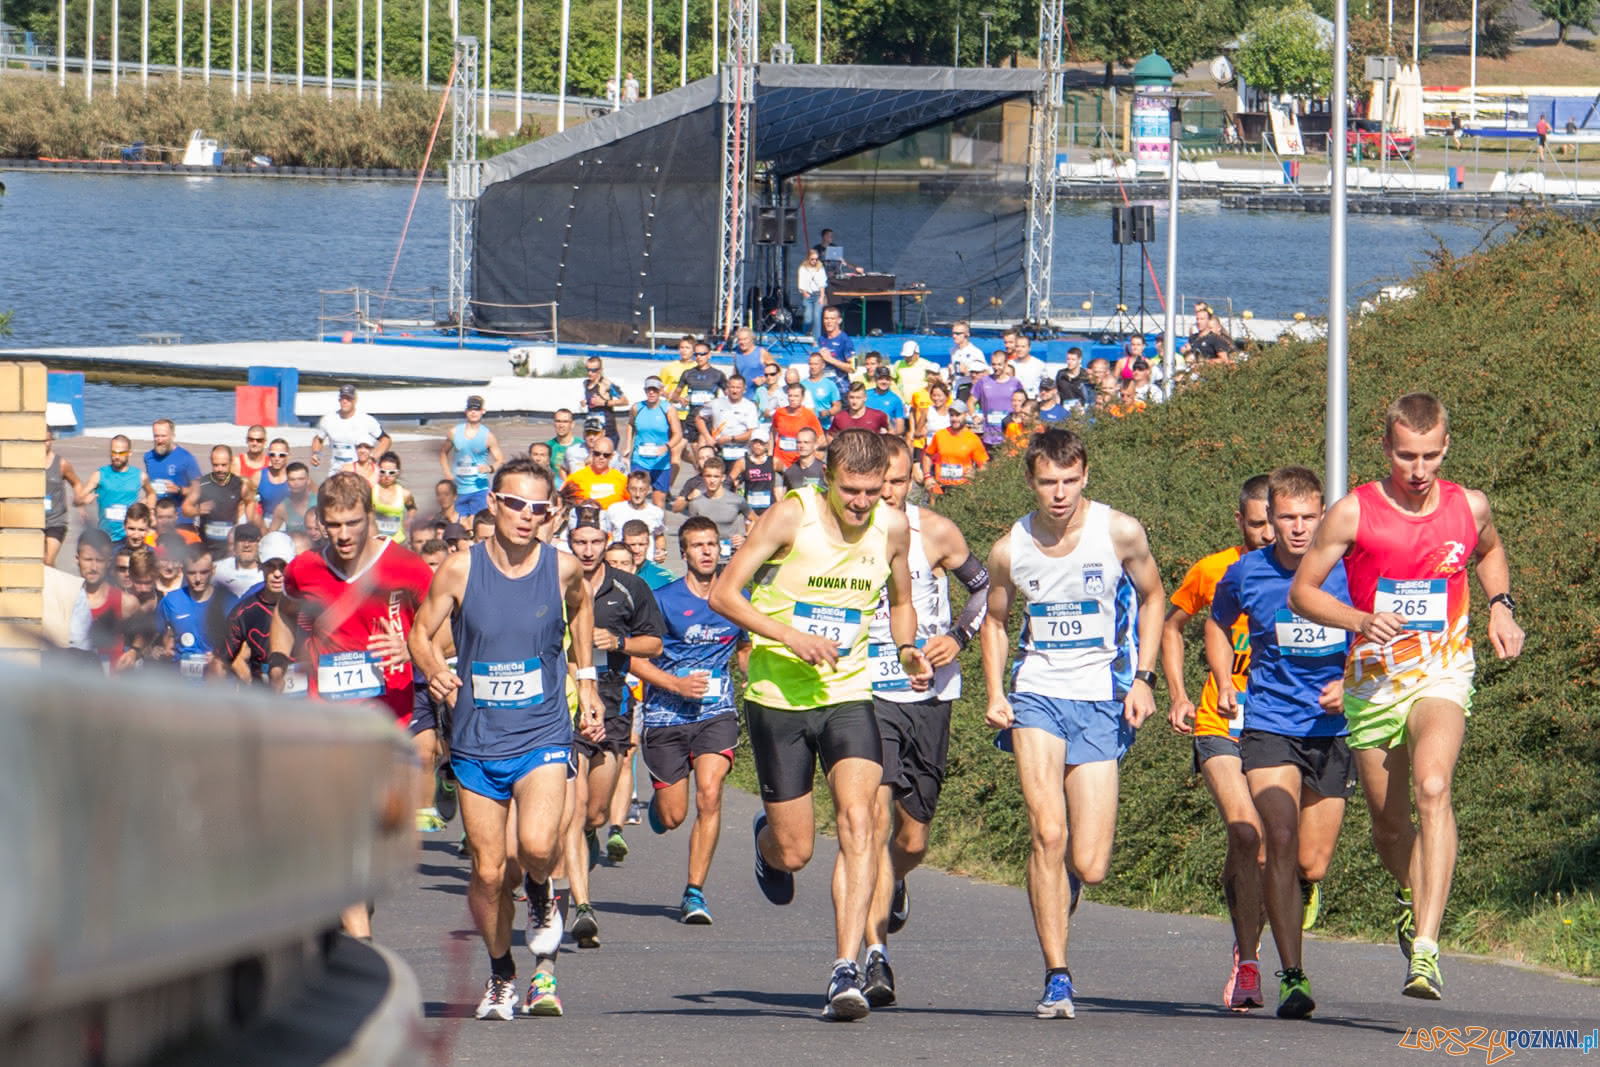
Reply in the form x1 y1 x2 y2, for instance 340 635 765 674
380 787 1596 1067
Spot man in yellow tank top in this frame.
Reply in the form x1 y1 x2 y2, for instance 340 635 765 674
710 430 931 1022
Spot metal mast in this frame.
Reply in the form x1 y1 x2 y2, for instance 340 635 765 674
1024 0 1063 325
715 0 757 339
449 37 482 331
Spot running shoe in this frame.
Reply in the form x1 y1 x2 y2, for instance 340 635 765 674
626 798 644 825
586 828 601 870
648 794 669 835
1301 878 1322 931
571 904 601 949
606 827 629 863
522 972 563 1016
433 764 459 823
681 887 713 925
887 879 910 934
1069 869 1083 916
863 952 896 1007
1228 960 1263 1012
1403 946 1443 1000
416 807 446 832
1275 968 1315 1019
475 975 518 1021
1222 941 1240 1008
456 832 469 858
1035 971 1075 1019
822 961 869 1021
752 812 794 905
1395 889 1416 961
525 876 563 957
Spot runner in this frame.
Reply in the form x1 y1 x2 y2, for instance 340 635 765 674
1207 465 1355 1020
620 520 674 590
708 429 931 1021
409 457 605 1019
566 437 628 508
634 516 750 923
433 479 467 529
802 353 843 430
117 503 154 554
703 374 760 472
971 350 1022 449
779 429 827 492
77 434 152 544
224 531 297 687
546 409 582 475
344 441 381 486
603 471 667 562
671 346 728 463
864 367 908 438
158 542 237 681
41 430 83 567
214 523 265 598
1288 393 1523 1001
1161 474 1278 1010
978 427 1165 1019
658 337 697 414
921 400 987 494
311 384 388 471
686 458 754 566
562 517 664 949
372 452 419 544
441 395 504 518
629 377 681 506
738 427 780 516
267 462 315 535
232 425 270 482
67 529 135 673
253 438 293 525
833 382 891 435
145 419 201 527
772 383 825 468
860 437 989 1006
731 327 769 385
185 445 255 553
269 471 434 938
581 357 630 451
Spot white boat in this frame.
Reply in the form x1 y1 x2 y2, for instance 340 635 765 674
181 130 222 167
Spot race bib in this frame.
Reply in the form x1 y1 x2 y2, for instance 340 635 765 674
331 445 357 467
152 478 176 496
793 602 862 654
637 442 667 458
719 539 734 561
204 520 233 542
454 454 479 476
938 462 966 482
104 503 128 522
778 435 797 452
472 658 544 708
1274 610 1345 658
676 669 725 702
42 495 51 512
869 639 925 693
690 390 714 405
721 444 747 461
281 665 308 697
1227 690 1247 738
1026 601 1108 650
747 489 772 509
178 653 209 680
589 483 617 502
985 410 1005 426
1376 577 1447 632
317 651 385 701
376 514 401 536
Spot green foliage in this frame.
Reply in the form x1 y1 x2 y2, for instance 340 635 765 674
0 310 12 337
925 213 1600 976
1066 0 1233 74
1233 1 1331 98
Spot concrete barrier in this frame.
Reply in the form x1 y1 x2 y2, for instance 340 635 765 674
0 664 419 1065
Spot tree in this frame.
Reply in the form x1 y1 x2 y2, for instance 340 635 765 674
1232 2 1330 99
1533 0 1600 42
1067 0 1235 84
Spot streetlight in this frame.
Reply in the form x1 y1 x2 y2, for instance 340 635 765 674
979 8 993 67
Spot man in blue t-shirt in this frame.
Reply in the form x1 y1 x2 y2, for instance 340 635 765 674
145 418 202 528
158 542 237 681
1206 465 1354 1023
633 516 749 925
815 305 856 391
801 352 842 429
864 366 908 436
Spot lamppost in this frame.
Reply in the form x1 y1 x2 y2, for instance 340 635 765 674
979 8 993 67
1163 102 1180 399
1327 0 1350 500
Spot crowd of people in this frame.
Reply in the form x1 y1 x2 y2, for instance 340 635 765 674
44 359 1518 1025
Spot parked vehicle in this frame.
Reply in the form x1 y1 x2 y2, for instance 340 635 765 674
1347 118 1414 160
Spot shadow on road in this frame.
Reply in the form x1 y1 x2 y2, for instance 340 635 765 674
593 900 683 920
1077 996 1405 1035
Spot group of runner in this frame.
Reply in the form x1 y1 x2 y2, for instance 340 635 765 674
57 386 1520 1026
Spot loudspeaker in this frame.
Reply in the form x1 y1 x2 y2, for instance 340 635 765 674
1111 206 1134 246
782 207 798 244
755 207 780 245
1131 204 1155 243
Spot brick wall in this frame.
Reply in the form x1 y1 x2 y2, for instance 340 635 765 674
0 362 47 646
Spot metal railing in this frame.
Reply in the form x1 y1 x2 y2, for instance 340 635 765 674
318 286 559 347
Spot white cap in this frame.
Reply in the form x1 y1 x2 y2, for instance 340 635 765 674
900 340 920 357
750 423 772 441
258 531 295 565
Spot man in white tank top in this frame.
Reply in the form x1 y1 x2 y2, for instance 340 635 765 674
858 437 990 1008
979 427 1167 1021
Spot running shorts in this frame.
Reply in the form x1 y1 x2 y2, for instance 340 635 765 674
1192 733 1240 776
997 692 1135 766
452 745 572 801
1343 661 1473 751
642 712 739 787
1239 730 1357 799
572 711 636 762
873 697 952 825
745 699 880 803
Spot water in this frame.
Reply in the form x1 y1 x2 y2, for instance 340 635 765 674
0 171 1495 426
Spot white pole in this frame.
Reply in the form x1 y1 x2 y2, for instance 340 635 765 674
296 0 303 91
374 0 382 106
1386 0 1392 49
421 0 427 85
58 0 66 86
779 0 786 47
954 13 959 65
514 0 523 128
85 0 93 99
1327 0 1350 501
678 0 684 84
355 0 363 102
141 0 148 86
111 0 119 95
176 0 182 78
482 0 491 131
814 0 820 62
204 0 211 84
1163 107 1179 398
230 0 238 96
1411 0 1419 61
645 0 652 96
1467 0 1478 128
264 0 271 87
324 0 331 98
244 0 252 95
613 0 621 111
557 0 569 129
711 0 717 72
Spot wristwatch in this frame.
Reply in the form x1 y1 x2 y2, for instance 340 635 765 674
1133 670 1158 689
1488 592 1517 615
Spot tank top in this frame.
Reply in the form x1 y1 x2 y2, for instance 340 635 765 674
372 482 409 542
256 469 290 522
88 586 125 669
746 486 891 710
742 457 777 513
280 493 313 535
925 405 951 438
97 465 144 540
1008 502 1138 702
450 423 492 495
449 541 572 759
237 454 267 482
631 401 673 470
197 475 244 547
42 453 67 528
1342 479 1478 703
868 505 960 703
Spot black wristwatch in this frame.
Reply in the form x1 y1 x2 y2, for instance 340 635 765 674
1133 670 1158 689
1488 592 1517 615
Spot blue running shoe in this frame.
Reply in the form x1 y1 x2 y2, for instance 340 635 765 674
648 794 669 835
752 812 794 905
1036 972 1076 1019
822 961 869 1021
681 887 713 924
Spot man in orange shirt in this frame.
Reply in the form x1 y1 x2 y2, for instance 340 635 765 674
921 400 988 493
771 381 826 467
1160 474 1279 1011
566 437 629 509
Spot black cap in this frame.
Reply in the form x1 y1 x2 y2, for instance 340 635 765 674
338 383 357 399
466 394 485 410
234 522 262 542
442 522 468 542
1132 358 1151 371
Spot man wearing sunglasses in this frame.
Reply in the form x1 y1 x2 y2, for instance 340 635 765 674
566 438 628 509
224 532 297 687
442 396 505 519
253 439 293 526
232 426 271 482
411 458 605 1020
78 434 154 544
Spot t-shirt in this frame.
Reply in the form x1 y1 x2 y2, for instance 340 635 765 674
604 499 666 540
159 584 237 675
316 411 385 468
567 466 629 507
706 396 761 460
1211 547 1353 738
637 560 675 590
816 330 855 369
547 436 579 473
214 558 264 599
283 541 433 720
1010 356 1048 398
640 578 746 728
771 407 824 466
583 380 626 437
1188 330 1233 361
589 565 667 705
657 360 694 410
802 376 841 427
678 367 728 416
1037 402 1071 425
144 445 201 517
225 587 277 682
781 459 827 491
864 388 907 424
1170 545 1249 739
970 375 1022 443
892 360 933 408
831 406 890 434
925 428 988 485
1055 369 1094 407
686 492 753 545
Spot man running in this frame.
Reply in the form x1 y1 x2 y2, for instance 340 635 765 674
979 427 1165 1019
269 471 434 938
633 517 750 924
224 531 296 687
186 445 255 553
410 458 605 1020
922 400 987 495
311 384 389 471
267 462 316 535
441 395 504 518
1289 393 1523 1001
629 377 681 506
1161 474 1278 1010
145 419 201 527
860 437 989 1006
738 427 779 516
78 434 153 543
159 543 236 680
708 429 931 1021
1207 465 1355 1020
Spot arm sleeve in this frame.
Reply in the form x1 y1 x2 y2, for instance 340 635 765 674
948 554 990 645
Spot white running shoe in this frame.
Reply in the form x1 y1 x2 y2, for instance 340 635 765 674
526 876 564 958
475 975 518 1021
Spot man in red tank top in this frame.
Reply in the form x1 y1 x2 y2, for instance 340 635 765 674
1289 393 1523 1003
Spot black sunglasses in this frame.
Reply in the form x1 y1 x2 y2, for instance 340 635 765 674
495 493 552 516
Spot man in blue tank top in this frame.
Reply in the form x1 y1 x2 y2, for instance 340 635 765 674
629 377 682 506
978 428 1167 1021
634 516 750 925
409 457 605 1022
79 434 154 543
440 396 505 518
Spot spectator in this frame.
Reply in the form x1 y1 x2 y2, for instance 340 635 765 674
1055 346 1094 408
1109 379 1147 418
1001 393 1037 453
1187 303 1235 363
796 249 828 335
1132 358 1165 405
948 320 988 401
1036 379 1071 424
1115 333 1149 382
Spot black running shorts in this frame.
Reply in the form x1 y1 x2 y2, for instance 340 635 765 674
873 697 952 825
744 700 881 803
573 711 636 762
642 713 739 787
1238 730 1357 799
1192 733 1240 776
